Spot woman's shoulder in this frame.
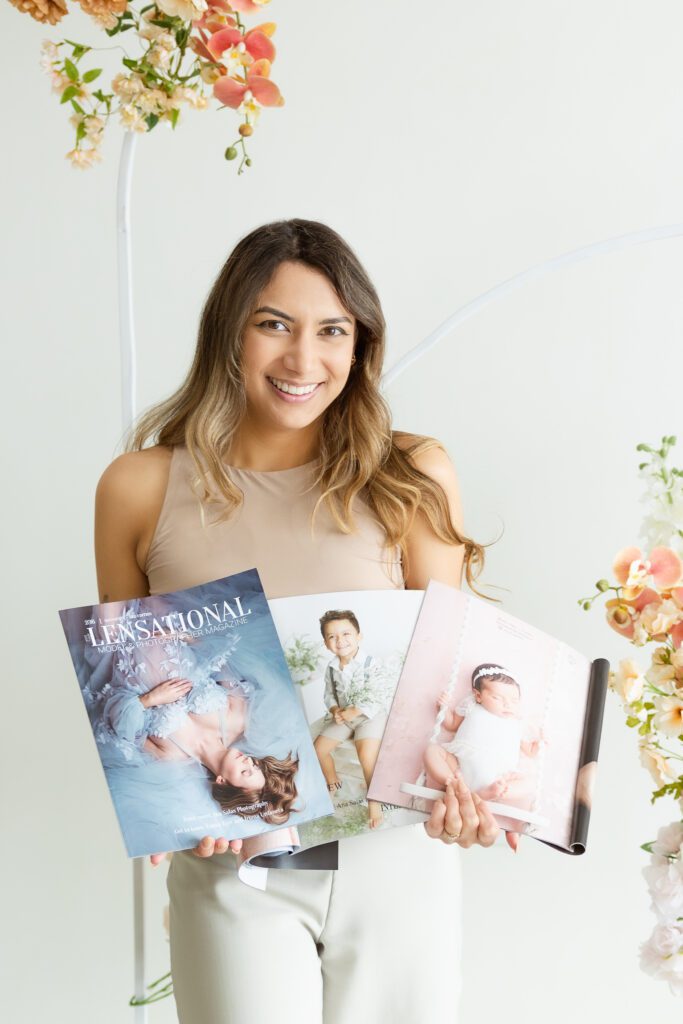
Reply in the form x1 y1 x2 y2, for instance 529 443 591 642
391 430 459 489
96 445 174 515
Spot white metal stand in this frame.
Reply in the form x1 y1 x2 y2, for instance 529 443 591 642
116 130 147 1024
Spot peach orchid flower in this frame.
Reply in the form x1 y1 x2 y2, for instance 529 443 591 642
225 0 272 12
612 545 683 600
213 56 283 108
605 587 660 640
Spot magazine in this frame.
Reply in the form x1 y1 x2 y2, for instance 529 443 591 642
367 580 609 854
58 569 334 858
236 589 428 872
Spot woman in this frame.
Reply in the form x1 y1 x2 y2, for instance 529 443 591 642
104 668 301 824
95 219 518 1023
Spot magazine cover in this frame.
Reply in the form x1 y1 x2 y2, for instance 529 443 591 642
237 589 428 869
58 569 334 857
368 580 609 853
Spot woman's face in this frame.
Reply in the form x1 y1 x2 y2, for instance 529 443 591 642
216 747 266 792
240 260 357 433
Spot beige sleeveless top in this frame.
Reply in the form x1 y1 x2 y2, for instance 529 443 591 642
144 444 405 598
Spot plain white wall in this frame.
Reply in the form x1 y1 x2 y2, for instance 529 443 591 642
2 1 682 1021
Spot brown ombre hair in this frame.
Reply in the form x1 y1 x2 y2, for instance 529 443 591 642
211 752 300 825
127 218 490 594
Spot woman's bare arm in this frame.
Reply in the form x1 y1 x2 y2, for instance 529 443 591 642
400 442 465 591
93 445 242 862
400 439 517 851
94 446 172 603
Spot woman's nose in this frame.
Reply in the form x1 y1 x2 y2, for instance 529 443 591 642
281 333 320 377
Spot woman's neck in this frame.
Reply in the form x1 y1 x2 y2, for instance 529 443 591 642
180 699 246 772
227 418 321 471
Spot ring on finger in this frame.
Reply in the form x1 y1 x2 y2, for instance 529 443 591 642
442 828 461 844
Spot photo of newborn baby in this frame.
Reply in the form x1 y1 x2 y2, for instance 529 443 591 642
423 662 545 808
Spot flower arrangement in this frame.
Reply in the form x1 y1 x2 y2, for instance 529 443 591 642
10 0 283 170
580 435 683 996
342 654 404 712
283 634 328 686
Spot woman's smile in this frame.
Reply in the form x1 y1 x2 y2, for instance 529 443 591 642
266 375 325 402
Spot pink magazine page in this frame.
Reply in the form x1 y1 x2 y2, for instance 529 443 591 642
368 580 592 849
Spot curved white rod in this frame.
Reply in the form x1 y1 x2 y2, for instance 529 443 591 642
381 222 683 389
117 131 138 433
116 130 147 1024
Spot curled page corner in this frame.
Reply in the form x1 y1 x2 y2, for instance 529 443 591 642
236 827 301 890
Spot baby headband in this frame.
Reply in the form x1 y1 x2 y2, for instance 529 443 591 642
472 664 515 684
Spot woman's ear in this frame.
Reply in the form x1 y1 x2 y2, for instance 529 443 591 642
215 775 225 785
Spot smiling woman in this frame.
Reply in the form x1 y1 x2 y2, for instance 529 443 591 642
236 262 358 451
93 218 507 1024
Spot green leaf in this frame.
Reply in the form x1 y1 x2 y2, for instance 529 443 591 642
60 85 79 104
64 40 91 57
640 841 655 853
76 122 87 142
64 58 79 82
82 68 102 84
625 715 640 728
70 99 85 114
119 24 135 32
169 107 180 129
122 58 139 71
637 722 650 735
93 89 106 102
145 113 160 130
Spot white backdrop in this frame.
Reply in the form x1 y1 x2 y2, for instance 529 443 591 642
2 1 682 1021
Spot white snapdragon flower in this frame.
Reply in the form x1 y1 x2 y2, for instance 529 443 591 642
652 693 683 738
652 821 683 859
639 742 676 787
611 659 645 704
643 857 683 919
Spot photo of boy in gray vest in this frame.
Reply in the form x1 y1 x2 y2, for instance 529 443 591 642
313 609 390 828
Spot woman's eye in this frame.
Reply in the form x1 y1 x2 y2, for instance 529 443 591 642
258 319 287 331
257 320 347 337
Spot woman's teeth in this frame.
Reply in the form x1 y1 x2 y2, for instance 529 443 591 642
268 377 319 396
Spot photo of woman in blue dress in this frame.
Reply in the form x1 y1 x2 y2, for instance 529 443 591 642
61 572 326 856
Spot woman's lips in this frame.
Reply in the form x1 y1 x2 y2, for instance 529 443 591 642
267 376 323 403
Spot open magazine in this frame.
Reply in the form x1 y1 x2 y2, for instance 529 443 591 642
235 590 428 874
367 580 609 853
58 569 333 857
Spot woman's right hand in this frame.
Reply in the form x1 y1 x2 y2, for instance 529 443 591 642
149 836 243 866
140 677 193 708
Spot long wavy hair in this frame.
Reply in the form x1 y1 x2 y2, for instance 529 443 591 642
126 218 491 594
211 751 300 824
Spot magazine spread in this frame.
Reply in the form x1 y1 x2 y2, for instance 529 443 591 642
236 589 428 871
58 569 334 857
367 580 609 854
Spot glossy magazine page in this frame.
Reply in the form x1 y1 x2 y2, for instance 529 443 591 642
58 568 333 857
368 580 608 853
237 589 428 869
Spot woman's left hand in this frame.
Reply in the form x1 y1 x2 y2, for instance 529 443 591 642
424 776 521 852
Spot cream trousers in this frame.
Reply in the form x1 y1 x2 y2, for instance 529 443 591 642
167 822 462 1024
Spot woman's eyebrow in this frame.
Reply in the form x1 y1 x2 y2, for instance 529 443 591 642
254 305 353 325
